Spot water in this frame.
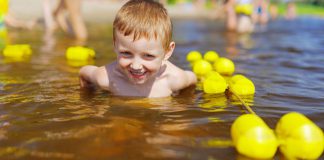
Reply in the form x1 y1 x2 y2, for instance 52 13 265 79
1 17 324 159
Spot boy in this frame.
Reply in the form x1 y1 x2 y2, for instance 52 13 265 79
79 0 197 98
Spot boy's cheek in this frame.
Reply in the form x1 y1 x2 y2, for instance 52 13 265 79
117 58 129 67
147 62 163 71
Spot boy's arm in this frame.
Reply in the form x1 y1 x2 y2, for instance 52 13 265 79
169 69 197 92
79 65 109 90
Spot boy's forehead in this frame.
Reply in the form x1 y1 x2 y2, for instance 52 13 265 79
115 31 164 52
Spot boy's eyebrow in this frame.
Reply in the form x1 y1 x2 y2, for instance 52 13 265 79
116 44 129 52
118 49 131 53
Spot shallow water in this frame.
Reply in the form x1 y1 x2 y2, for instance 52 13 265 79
1 17 324 159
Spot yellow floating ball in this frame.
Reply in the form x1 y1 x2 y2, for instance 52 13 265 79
229 74 255 95
2 44 32 58
203 71 228 94
66 46 95 61
193 60 213 77
213 57 235 76
186 50 202 64
275 112 324 160
0 28 8 47
230 74 247 82
203 51 219 63
231 114 278 159
0 0 9 15
235 4 253 15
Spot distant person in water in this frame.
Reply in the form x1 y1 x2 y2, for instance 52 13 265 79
269 0 279 20
285 0 296 20
253 0 269 25
1 0 35 48
79 0 197 98
42 0 88 40
0 0 35 29
224 0 255 33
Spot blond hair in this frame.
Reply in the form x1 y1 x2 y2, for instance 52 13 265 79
113 0 172 51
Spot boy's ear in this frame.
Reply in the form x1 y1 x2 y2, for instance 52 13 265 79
164 41 175 60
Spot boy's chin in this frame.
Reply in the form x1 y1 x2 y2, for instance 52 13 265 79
127 75 147 84
129 79 146 85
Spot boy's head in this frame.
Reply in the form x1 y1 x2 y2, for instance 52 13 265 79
113 0 172 52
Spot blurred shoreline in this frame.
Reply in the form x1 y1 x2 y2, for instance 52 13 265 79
9 0 221 24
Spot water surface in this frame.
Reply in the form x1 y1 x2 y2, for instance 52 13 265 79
1 17 324 159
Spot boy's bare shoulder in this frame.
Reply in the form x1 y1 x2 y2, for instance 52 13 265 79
164 61 188 86
164 61 187 76
163 61 196 92
94 65 110 90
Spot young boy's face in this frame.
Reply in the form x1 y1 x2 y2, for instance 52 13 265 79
114 31 169 84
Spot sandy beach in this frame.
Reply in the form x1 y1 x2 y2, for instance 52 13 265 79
9 0 221 24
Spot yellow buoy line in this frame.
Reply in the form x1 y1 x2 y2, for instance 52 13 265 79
231 91 255 115
1 44 95 66
187 50 324 159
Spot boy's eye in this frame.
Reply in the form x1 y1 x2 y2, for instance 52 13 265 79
143 54 155 59
119 52 132 58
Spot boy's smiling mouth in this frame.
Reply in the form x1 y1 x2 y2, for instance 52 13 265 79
129 69 147 79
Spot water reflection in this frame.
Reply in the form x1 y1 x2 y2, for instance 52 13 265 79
198 94 228 112
2 57 31 63
224 31 255 57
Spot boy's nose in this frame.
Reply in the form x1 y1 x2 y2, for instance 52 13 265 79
130 61 143 70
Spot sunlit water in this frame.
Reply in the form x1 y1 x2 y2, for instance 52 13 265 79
0 17 324 159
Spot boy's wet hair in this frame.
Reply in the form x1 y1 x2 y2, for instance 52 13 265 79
113 0 172 51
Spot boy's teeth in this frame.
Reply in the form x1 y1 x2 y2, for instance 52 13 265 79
131 70 144 75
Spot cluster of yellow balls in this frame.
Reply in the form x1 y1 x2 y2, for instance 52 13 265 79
1 44 95 66
186 50 255 96
232 112 324 159
186 50 324 159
